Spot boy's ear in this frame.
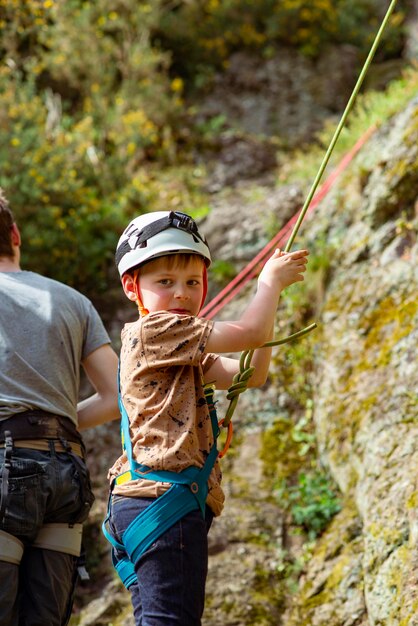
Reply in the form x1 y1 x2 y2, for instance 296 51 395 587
121 273 138 302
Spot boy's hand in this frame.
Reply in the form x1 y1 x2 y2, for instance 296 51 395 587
258 248 309 291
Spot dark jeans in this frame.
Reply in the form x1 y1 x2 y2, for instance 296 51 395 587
0 444 94 626
109 495 214 626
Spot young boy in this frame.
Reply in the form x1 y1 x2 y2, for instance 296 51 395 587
105 210 308 625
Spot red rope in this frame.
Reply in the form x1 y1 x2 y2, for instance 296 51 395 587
201 125 376 320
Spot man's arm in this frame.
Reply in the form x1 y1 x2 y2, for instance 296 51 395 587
77 344 119 430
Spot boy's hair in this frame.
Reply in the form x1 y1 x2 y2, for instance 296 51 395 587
0 188 14 258
126 252 205 278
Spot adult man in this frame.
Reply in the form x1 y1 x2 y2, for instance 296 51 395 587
0 188 119 625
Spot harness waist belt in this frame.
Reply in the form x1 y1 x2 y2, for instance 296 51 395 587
0 439 84 458
0 411 83 449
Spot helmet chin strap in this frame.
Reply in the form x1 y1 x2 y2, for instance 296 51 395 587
133 271 149 317
200 265 208 314
133 261 208 317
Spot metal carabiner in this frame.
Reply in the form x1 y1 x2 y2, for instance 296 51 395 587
217 419 233 459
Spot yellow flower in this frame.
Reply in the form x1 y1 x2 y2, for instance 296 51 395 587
11 138 20 146
171 78 183 93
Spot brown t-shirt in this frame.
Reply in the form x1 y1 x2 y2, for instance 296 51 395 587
108 311 225 516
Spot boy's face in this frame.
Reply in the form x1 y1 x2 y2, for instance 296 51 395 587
138 255 205 316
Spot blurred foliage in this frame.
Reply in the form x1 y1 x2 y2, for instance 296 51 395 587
210 258 237 286
0 0 410 299
0 0 208 296
155 0 406 86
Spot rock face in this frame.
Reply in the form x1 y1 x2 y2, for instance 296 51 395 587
284 98 418 625
198 47 362 148
405 0 418 60
205 432 286 626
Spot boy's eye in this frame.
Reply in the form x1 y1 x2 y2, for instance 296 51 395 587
158 279 171 285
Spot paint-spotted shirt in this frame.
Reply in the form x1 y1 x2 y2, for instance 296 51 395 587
108 311 225 516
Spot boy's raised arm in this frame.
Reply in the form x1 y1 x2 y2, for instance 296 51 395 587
205 248 308 355
204 323 274 390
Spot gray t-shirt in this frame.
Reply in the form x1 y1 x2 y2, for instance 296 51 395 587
0 271 111 425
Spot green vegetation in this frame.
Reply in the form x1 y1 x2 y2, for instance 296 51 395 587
210 258 237 286
261 407 341 541
155 0 406 84
282 471 341 539
279 64 418 187
0 0 208 297
259 242 342 599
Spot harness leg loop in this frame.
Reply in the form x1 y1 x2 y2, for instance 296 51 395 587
33 523 83 557
0 529 24 565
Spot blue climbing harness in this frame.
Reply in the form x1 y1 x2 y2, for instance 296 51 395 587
102 383 220 589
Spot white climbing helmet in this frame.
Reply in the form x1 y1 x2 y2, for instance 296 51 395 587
115 211 211 277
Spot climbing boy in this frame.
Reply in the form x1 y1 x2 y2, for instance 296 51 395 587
104 210 308 625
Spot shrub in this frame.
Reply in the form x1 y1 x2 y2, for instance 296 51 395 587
154 0 406 88
282 471 341 539
0 0 207 298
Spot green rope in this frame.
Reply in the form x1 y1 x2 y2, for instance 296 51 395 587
285 0 399 253
221 0 399 429
223 322 317 426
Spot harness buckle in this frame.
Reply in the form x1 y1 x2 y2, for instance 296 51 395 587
171 211 205 244
135 467 153 476
171 211 194 232
0 431 13 523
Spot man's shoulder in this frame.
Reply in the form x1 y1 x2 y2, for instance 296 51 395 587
26 271 89 299
13 271 93 315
